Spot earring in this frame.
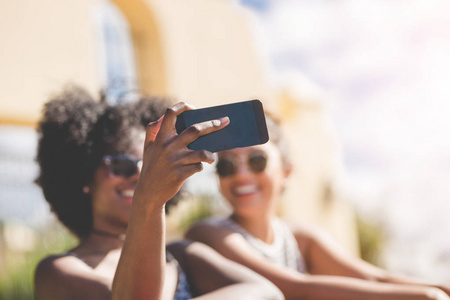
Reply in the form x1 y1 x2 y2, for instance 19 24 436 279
82 186 90 194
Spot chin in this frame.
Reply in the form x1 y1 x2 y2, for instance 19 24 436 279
234 204 263 216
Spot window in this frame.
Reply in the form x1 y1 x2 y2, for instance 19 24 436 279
94 0 139 104
0 126 48 226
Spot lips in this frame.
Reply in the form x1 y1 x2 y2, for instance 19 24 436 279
119 189 134 205
120 189 134 198
233 184 258 196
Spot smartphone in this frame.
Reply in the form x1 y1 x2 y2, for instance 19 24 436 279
175 99 269 152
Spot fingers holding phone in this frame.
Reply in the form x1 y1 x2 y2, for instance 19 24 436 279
137 100 269 206
176 117 230 148
175 100 269 153
136 102 230 205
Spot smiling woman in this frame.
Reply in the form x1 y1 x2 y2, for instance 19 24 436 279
185 113 450 300
33 85 283 300
34 86 167 240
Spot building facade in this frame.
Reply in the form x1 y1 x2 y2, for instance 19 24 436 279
0 0 359 254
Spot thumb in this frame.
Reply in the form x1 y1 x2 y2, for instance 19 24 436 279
144 116 164 148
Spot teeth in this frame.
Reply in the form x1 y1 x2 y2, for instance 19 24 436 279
121 190 134 197
235 185 257 195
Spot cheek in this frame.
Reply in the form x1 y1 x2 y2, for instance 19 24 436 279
218 178 230 194
264 165 286 193
90 172 119 205
91 184 114 210
218 178 236 201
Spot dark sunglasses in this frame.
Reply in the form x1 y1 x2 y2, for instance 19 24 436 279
103 154 142 178
216 154 267 178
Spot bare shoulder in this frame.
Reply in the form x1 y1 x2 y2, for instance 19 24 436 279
286 220 319 241
185 218 233 244
34 254 110 300
184 218 259 264
288 219 333 240
35 254 83 283
285 220 333 256
35 254 81 299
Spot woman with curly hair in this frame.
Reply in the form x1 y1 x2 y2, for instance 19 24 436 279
33 86 283 300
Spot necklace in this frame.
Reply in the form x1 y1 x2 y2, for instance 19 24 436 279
91 228 126 241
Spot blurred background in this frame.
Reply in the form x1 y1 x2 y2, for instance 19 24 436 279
2 0 450 298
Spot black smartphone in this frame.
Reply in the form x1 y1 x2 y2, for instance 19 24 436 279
175 99 269 152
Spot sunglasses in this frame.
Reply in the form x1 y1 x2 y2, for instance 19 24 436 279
103 154 142 178
216 154 267 178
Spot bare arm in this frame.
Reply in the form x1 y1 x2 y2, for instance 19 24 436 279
295 224 450 296
186 221 448 300
167 240 283 300
112 103 230 300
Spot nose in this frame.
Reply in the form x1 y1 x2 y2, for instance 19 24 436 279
233 158 252 177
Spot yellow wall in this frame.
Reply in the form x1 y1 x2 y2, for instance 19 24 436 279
279 90 360 255
139 0 273 107
112 0 166 96
0 0 271 122
0 0 100 125
0 0 358 254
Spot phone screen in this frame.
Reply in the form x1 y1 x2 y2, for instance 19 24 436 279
175 100 269 152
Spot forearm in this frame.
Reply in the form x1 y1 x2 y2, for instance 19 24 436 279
298 275 448 300
377 271 437 286
377 273 450 298
112 200 166 300
193 283 283 300
111 102 227 299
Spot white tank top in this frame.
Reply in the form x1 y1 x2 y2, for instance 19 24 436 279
208 217 307 273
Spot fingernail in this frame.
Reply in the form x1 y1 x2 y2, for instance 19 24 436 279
217 116 230 126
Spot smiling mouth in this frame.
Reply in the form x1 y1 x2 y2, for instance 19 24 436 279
120 189 134 198
234 184 258 196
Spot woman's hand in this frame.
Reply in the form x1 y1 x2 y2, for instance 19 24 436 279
134 102 229 208
113 102 229 300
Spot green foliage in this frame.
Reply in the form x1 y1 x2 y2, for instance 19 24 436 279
0 222 77 300
356 214 387 267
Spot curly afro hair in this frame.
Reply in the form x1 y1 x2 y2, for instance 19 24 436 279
35 85 172 239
